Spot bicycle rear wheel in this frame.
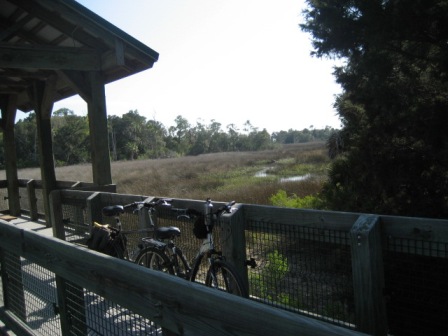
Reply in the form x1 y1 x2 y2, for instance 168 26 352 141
205 259 248 297
134 247 175 275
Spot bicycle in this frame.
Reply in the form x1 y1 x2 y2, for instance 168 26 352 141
87 198 172 260
134 198 249 297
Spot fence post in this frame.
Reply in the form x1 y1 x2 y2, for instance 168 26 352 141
26 179 38 221
86 192 103 227
350 215 387 335
219 204 249 293
50 190 65 240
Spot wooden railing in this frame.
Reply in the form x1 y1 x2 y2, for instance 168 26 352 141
0 186 447 335
0 179 116 221
0 190 366 336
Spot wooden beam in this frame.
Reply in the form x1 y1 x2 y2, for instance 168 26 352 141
0 44 101 71
115 38 125 66
0 13 33 41
57 70 92 104
11 0 107 50
30 78 57 226
0 94 21 216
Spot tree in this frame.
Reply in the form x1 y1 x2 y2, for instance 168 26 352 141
14 113 39 167
301 0 448 218
53 114 90 165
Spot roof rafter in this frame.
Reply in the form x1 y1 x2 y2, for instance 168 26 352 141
0 44 101 71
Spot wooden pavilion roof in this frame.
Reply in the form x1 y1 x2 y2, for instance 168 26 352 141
0 0 159 113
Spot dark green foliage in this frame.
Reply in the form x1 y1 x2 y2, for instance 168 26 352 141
302 0 448 218
52 113 90 165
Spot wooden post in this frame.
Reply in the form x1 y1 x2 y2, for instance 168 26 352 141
350 215 388 335
87 71 112 186
31 79 57 227
86 192 103 228
50 190 65 240
219 204 249 294
0 94 21 216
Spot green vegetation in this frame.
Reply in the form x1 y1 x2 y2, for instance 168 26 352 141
0 142 329 206
270 191 324 210
250 250 292 306
301 0 448 218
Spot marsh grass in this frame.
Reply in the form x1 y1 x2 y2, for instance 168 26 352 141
1 142 329 205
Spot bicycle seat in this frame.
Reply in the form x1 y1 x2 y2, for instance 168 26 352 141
156 226 181 239
102 205 125 217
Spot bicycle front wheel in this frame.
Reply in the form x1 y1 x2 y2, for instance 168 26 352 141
134 247 175 275
205 259 248 297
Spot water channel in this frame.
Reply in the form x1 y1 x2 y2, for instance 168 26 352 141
255 167 311 182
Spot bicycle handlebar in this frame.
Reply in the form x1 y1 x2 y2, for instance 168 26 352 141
122 198 173 212
174 200 236 219
112 198 234 218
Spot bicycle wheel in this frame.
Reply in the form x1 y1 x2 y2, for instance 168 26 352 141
205 259 248 297
134 247 175 275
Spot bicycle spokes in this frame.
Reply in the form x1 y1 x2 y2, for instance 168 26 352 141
209 264 242 295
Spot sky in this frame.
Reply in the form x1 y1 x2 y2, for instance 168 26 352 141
19 0 343 133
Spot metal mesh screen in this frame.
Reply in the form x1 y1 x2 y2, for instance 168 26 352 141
64 283 162 336
18 187 45 217
0 188 9 212
62 204 90 244
2 252 165 336
245 221 355 327
384 236 448 336
18 187 29 213
3 251 60 336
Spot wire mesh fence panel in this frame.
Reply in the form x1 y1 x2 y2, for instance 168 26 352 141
19 187 30 213
3 251 164 336
3 252 61 336
77 287 162 336
0 188 8 211
245 221 355 328
62 204 90 244
384 237 448 336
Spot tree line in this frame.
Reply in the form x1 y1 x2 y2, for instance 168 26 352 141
0 108 336 168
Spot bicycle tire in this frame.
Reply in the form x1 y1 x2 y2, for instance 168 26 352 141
205 259 248 297
134 247 175 275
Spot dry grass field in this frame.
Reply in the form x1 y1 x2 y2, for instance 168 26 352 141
1 141 330 205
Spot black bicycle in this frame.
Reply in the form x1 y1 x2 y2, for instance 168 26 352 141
87 198 172 260
134 198 248 297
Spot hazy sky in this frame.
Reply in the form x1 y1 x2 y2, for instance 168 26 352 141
23 0 343 133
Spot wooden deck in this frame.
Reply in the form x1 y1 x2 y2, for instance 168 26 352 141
0 215 52 237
